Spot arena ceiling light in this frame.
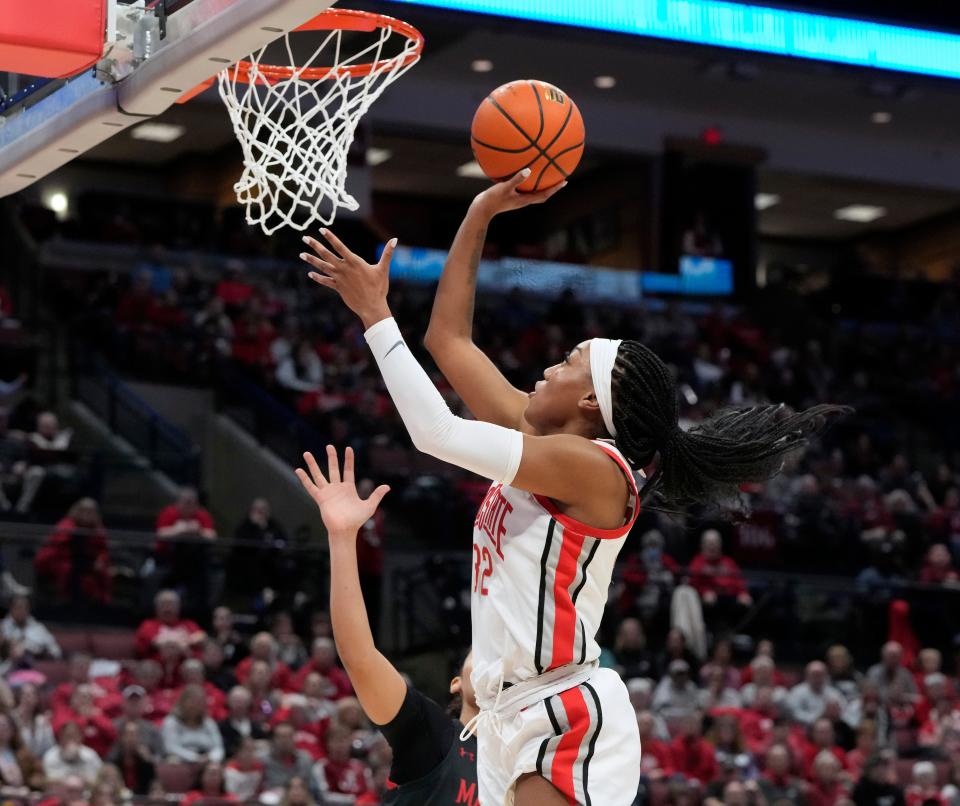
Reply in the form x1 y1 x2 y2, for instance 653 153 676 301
871 111 893 124
130 123 186 143
366 148 392 166
754 193 780 211
593 75 616 89
392 0 960 81
456 160 487 178
471 59 494 72
834 204 887 223
42 189 68 219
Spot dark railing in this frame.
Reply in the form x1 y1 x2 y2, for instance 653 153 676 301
0 523 330 627
389 551 960 663
70 348 200 486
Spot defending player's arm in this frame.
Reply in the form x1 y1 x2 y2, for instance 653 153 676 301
294 447 406 725
423 170 564 429
299 239 625 522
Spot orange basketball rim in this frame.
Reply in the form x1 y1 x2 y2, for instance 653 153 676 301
178 8 424 103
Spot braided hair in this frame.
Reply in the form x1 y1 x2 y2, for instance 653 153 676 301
609 341 850 512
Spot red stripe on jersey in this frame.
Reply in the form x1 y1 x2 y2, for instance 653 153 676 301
551 687 592 805
548 528 586 670
535 441 640 541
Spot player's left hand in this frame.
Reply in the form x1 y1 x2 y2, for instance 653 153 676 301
295 446 390 539
300 229 395 329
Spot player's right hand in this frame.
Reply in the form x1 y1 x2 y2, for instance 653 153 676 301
471 169 566 218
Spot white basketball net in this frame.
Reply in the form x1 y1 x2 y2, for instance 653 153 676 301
217 21 420 234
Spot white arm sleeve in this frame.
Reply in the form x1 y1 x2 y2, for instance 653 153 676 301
364 318 523 485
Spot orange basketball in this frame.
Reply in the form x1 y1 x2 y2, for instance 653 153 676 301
471 79 585 192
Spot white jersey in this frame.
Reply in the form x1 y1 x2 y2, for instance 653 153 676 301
470 440 641 707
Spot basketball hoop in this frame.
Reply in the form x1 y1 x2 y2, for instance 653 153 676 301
186 9 423 234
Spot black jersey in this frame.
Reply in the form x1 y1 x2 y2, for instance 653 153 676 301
378 684 479 806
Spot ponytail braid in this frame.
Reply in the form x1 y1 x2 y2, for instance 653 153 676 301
609 341 850 512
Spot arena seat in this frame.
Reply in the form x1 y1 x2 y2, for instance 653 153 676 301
779 669 802 688
90 630 137 660
51 629 92 656
895 758 949 786
892 727 919 754
32 660 70 687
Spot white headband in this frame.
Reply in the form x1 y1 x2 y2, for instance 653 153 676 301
590 338 622 437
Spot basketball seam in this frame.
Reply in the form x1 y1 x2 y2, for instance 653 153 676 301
531 102 578 191
487 138 582 183
471 136 534 155
486 94 567 182
533 140 584 190
529 80 546 143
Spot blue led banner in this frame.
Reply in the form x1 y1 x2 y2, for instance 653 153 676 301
389 0 960 80
382 245 733 299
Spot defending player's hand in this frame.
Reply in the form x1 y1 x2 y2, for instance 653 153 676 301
472 169 566 218
300 229 396 329
295 446 390 539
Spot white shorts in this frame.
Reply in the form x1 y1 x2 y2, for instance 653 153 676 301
478 667 641 806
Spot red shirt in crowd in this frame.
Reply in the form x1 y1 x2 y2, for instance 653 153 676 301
53 710 117 758
134 617 205 661
155 505 216 546
617 551 680 612
232 318 275 366
356 510 385 577
181 791 238 806
669 735 718 784
116 288 154 331
313 758 371 800
688 554 748 598
291 661 353 700
738 664 788 687
906 786 948 806
919 562 959 585
34 518 112 604
806 781 849 806
802 745 848 780
51 677 116 715
235 657 293 693
272 708 329 760
639 738 675 777
215 279 254 308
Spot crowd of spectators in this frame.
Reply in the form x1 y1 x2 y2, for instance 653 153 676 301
0 584 959 805
24 477 366 622
49 250 960 564
10 204 960 803
0 408 80 520
0 589 406 805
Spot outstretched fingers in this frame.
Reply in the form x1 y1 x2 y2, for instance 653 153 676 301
326 444 341 484
366 484 391 507
302 236 344 268
302 452 328 488
318 228 355 262
378 238 398 270
343 446 355 484
307 272 337 290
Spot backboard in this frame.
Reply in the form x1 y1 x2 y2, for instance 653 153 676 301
0 0 336 197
